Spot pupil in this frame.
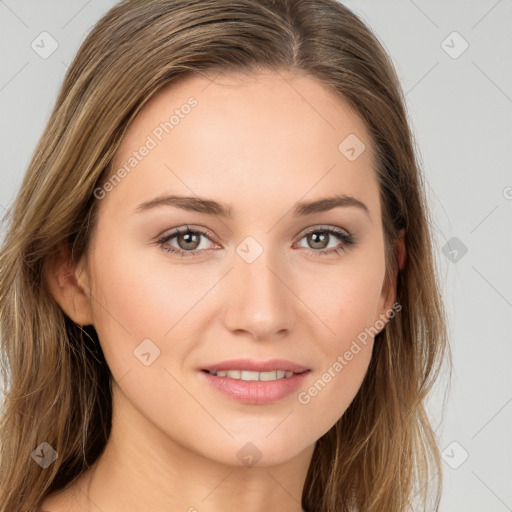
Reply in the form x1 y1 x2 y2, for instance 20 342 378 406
179 232 200 250
309 232 328 249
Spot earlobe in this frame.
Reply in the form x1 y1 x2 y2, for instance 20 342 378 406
45 245 94 326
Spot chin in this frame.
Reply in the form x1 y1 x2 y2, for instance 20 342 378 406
197 431 315 468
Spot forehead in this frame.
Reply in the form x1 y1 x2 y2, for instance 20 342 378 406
120 69 374 158
102 70 379 221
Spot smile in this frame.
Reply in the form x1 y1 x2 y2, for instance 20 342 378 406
204 369 296 380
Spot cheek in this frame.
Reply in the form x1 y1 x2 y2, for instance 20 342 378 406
86 237 187 376
292 259 384 429
296 340 373 440
304 256 386 344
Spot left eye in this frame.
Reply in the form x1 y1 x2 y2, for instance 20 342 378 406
295 226 355 255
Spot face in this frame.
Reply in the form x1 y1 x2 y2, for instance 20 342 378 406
79 70 395 467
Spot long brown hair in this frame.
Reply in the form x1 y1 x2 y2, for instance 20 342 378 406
0 1 450 510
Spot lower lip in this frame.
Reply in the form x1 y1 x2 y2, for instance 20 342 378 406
199 370 310 405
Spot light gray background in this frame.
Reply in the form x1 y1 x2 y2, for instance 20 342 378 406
1 1 511 511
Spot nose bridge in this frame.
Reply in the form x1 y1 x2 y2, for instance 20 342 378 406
223 235 295 338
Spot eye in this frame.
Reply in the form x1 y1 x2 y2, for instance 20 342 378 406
156 225 355 259
294 226 355 256
156 226 218 258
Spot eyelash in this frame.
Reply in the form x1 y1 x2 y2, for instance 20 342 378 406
156 225 356 259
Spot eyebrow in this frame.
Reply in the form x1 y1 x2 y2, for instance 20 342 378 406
134 193 370 219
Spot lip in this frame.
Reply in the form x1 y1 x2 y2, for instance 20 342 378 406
199 370 310 405
201 358 309 373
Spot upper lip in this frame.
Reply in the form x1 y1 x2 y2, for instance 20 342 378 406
201 358 309 373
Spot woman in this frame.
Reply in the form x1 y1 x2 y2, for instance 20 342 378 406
0 1 449 511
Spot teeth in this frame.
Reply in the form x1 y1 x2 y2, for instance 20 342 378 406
208 369 297 381
259 371 277 381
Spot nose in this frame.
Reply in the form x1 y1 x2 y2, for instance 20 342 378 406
222 246 296 341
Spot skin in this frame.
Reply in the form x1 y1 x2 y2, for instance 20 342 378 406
43 70 405 512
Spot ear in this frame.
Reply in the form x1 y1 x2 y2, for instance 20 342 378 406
376 228 406 322
45 244 94 326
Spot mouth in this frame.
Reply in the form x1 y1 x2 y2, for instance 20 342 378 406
199 359 311 404
201 369 300 381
